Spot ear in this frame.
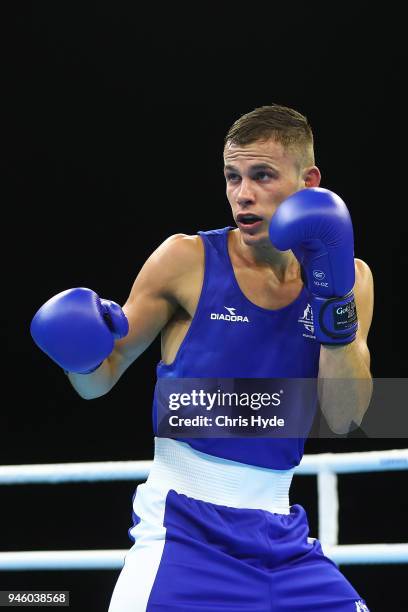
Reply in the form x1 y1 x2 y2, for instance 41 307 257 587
302 166 321 188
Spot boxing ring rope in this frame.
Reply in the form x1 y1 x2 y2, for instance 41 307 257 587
1 449 407 570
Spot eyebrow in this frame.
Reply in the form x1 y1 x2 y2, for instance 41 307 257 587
223 163 277 173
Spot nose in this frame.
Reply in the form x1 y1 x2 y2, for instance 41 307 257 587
236 178 255 206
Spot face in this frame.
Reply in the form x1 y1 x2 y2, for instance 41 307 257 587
223 138 310 247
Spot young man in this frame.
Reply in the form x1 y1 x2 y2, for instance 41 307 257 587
31 105 374 611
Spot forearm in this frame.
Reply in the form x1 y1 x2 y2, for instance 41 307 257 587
66 354 118 400
318 341 373 434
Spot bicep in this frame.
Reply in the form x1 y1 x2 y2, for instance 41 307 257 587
109 234 194 377
107 292 176 383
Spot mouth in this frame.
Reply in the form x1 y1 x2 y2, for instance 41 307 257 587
236 213 263 229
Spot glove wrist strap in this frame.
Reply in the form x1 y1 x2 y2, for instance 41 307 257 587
310 291 358 345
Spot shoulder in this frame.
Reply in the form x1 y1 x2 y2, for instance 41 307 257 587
151 233 204 276
133 233 204 300
160 233 203 257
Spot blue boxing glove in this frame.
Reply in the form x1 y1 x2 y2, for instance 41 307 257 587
30 287 129 373
269 187 358 345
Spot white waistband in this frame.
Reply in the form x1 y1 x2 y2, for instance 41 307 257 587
146 437 293 514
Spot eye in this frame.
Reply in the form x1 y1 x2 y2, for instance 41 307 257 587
225 173 240 183
253 171 275 181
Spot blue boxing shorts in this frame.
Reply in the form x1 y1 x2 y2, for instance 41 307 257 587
108 438 369 611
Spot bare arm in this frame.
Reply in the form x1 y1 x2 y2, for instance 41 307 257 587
67 234 199 399
317 258 374 433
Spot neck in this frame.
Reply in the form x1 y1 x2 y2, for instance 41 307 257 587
231 229 301 283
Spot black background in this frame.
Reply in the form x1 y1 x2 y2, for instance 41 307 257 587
2 2 408 610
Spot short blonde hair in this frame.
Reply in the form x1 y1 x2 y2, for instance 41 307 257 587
224 104 315 168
